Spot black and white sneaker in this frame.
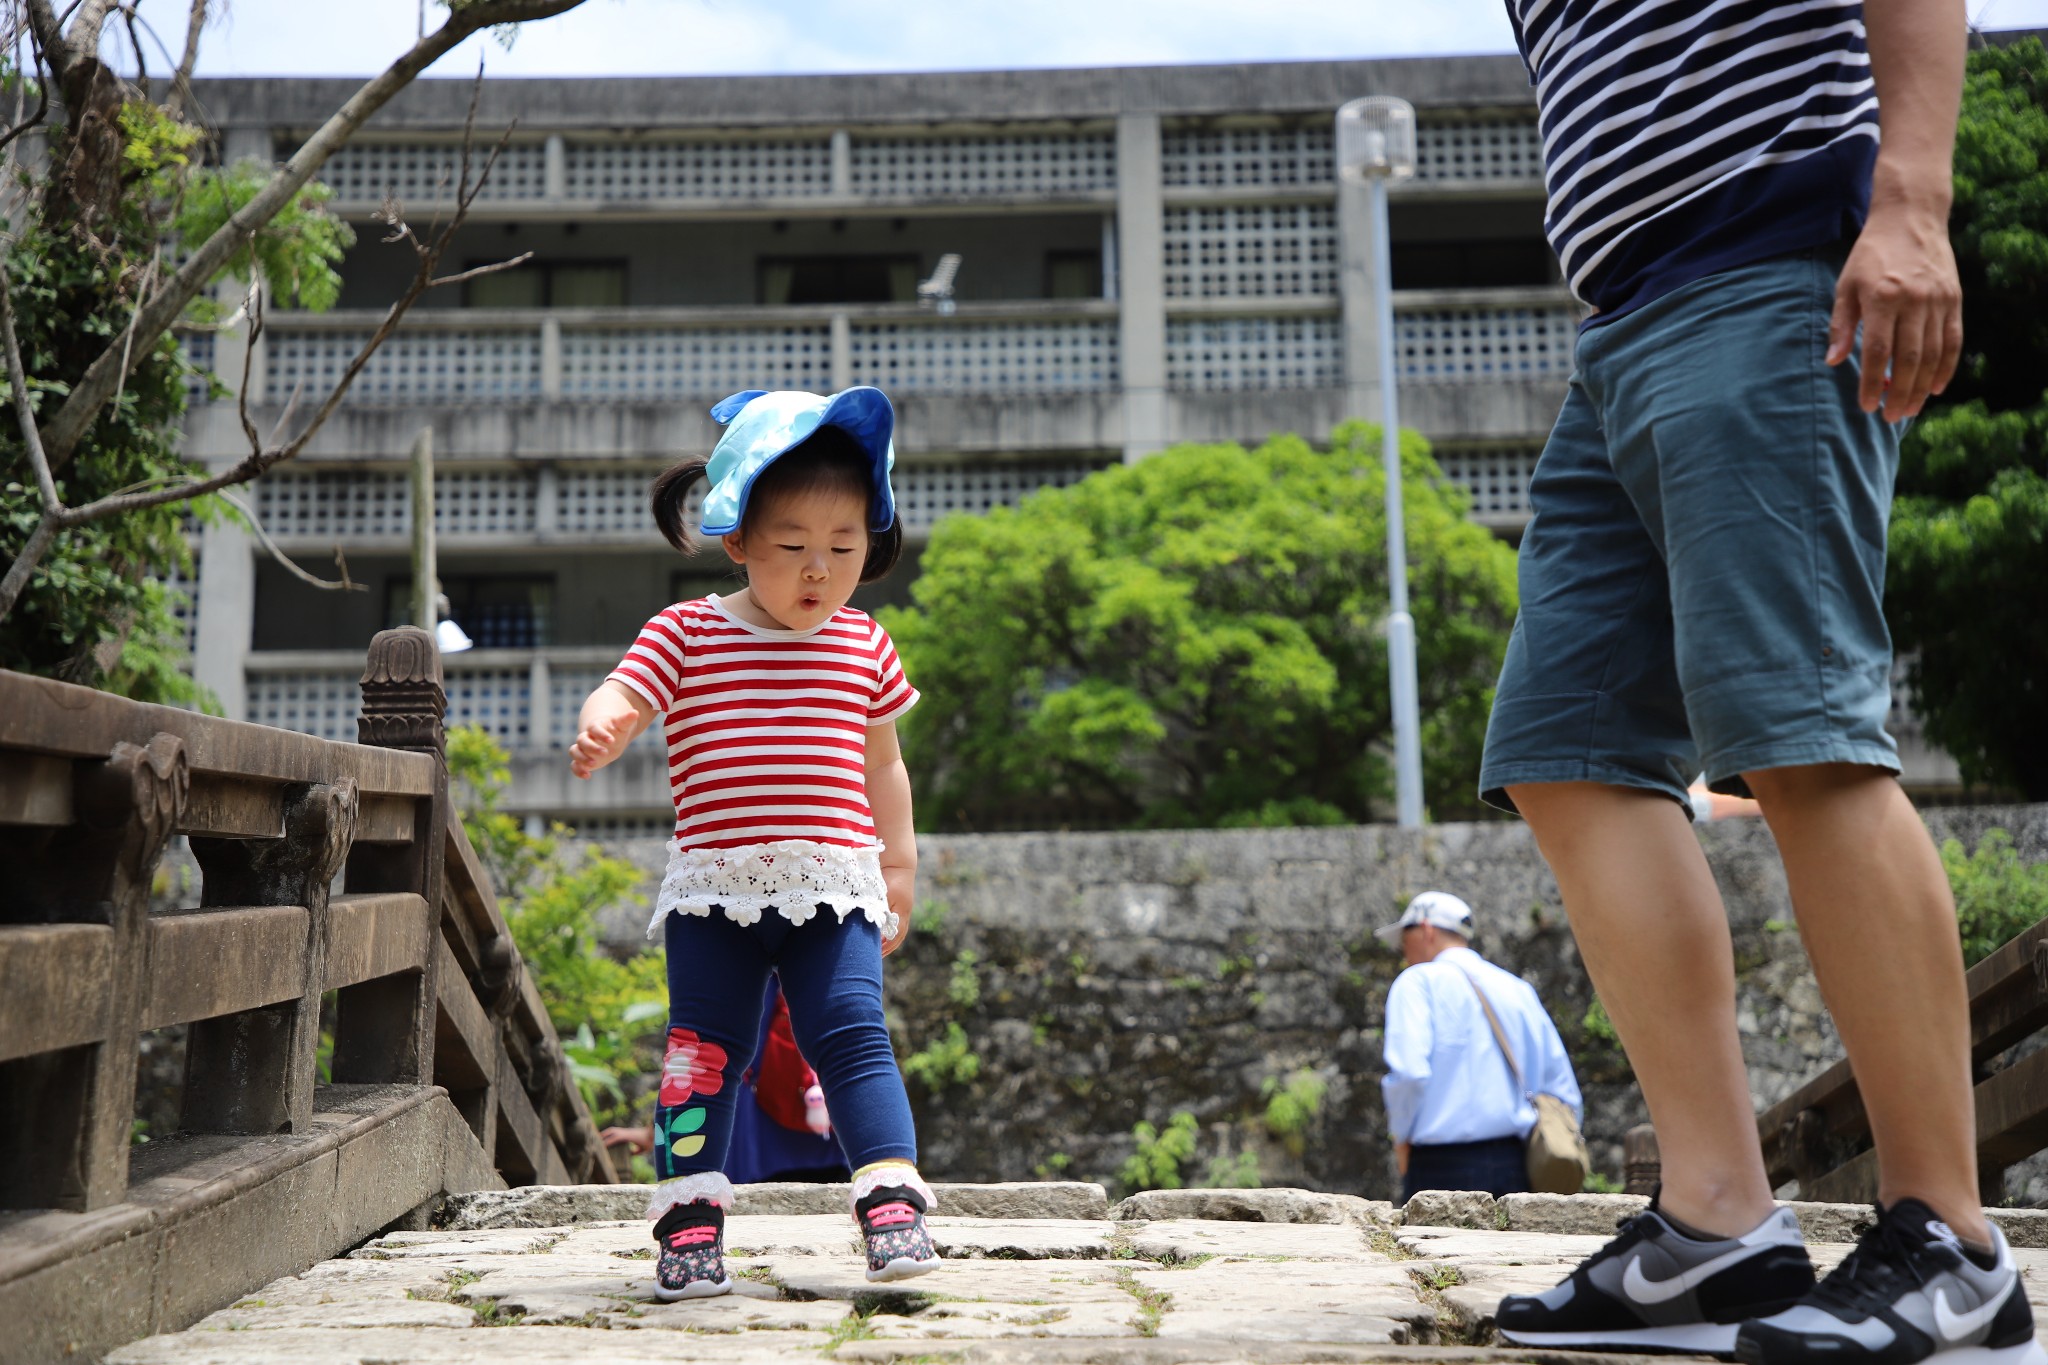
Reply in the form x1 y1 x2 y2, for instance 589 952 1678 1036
1735 1200 2045 1365
1496 1203 1816 1353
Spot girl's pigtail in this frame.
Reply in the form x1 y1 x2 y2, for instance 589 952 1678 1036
650 461 710 552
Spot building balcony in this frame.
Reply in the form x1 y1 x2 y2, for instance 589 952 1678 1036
241 647 673 822
305 119 1543 222
229 292 1577 399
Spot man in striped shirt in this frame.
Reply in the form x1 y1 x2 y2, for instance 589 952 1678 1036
1479 6 2040 1365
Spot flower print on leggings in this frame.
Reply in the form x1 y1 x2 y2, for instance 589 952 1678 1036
658 1028 728 1163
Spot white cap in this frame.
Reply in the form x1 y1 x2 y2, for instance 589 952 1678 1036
1374 891 1476 944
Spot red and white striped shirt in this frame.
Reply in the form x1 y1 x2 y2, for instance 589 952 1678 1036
606 595 919 849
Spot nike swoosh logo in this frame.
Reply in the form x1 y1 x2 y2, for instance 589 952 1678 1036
1934 1282 2011 1344
1621 1247 1769 1305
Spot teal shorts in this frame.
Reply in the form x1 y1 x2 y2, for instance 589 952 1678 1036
1479 248 1904 815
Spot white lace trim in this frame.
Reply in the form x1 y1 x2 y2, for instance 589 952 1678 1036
850 1163 935 1212
645 1171 736 1219
647 839 897 942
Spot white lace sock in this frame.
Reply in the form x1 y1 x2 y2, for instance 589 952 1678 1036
850 1162 936 1215
646 1171 736 1222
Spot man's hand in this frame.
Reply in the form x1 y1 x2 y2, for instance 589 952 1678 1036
1828 193 1962 422
1836 0 1967 423
570 713 636 779
880 864 914 957
600 1124 653 1156
1396 1141 1411 1176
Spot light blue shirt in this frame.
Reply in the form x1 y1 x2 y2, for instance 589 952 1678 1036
1382 946 1582 1146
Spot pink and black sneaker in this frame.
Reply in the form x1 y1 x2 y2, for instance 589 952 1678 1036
653 1202 733 1300
856 1183 941 1283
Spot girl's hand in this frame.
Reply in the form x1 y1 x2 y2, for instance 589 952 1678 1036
880 864 914 956
570 713 636 779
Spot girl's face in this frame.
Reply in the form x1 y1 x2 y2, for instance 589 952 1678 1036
721 486 870 630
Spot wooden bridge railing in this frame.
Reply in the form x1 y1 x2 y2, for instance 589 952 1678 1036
0 625 613 1223
1755 917 2048 1204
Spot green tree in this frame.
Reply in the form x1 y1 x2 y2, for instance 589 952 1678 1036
1944 827 2048 967
1887 38 2048 796
0 0 587 698
881 424 1518 830
446 726 666 1132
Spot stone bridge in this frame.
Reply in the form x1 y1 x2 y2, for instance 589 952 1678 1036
99 1186 2048 1363
0 631 614 1362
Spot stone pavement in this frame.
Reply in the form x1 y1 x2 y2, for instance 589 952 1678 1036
106 1187 2048 1365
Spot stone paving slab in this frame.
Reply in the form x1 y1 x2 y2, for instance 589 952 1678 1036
112 1326 838 1362
1123 1217 1381 1263
107 1191 2048 1365
1133 1258 1436 1344
831 1345 1691 1364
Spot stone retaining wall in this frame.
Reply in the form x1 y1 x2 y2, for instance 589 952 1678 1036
584 805 2048 1203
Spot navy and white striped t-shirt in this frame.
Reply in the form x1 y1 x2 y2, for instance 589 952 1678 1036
1507 0 1881 322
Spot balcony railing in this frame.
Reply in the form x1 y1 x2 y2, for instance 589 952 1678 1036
1164 287 1580 392
246 302 1123 406
306 120 1540 212
214 292 1577 407
250 457 1120 545
246 647 625 751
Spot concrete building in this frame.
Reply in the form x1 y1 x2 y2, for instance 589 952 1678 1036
173 57 1954 827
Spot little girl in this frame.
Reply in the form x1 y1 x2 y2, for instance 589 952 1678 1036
570 385 941 1299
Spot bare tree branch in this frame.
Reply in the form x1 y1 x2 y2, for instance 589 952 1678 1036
23 0 78 90
428 250 532 291
37 0 587 471
217 488 365 593
0 13 54 157
62 0 115 71
232 276 261 452
11 98 524 528
0 65 534 621
163 0 205 120
118 1 145 86
0 252 60 618
0 256 57 514
110 240 160 412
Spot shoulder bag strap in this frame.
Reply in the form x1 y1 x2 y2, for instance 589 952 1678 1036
1454 965 1528 1096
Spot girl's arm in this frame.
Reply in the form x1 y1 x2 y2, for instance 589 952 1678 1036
570 680 654 779
866 719 916 956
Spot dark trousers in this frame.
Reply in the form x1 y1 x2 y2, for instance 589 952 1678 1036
1401 1135 1528 1203
657 910 916 1183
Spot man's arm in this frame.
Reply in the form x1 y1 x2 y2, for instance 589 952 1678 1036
1381 973 1435 1162
1831 0 1966 421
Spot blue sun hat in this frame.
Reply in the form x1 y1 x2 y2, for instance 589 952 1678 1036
699 387 897 537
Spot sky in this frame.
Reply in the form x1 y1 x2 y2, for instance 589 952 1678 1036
174 0 2048 80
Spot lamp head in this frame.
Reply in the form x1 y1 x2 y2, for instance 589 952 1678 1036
1336 96 1418 183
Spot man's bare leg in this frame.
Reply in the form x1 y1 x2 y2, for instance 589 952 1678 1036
1742 763 1987 1242
1507 780 1778 1237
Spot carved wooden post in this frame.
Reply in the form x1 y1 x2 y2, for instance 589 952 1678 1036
186 779 359 1134
0 735 188 1210
338 628 449 1096
1623 1124 1661 1196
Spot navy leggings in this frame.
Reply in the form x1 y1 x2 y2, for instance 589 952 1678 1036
655 909 916 1183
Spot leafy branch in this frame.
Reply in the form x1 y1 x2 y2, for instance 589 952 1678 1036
0 68 534 619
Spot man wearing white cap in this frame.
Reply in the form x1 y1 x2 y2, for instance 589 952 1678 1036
1378 892 1581 1202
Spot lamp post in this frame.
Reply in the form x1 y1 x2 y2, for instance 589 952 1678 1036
1336 95 1423 829
408 425 472 655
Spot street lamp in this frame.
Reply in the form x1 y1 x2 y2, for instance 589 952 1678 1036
1336 95 1423 829
408 425 472 655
